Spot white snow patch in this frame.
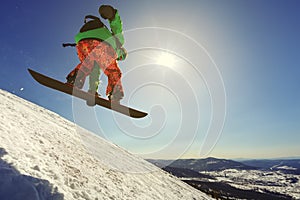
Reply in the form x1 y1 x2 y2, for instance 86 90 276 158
276 165 297 170
0 89 212 200
206 161 219 165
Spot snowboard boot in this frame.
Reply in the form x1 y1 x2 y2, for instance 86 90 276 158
66 69 86 89
108 90 123 104
88 90 100 96
86 90 100 107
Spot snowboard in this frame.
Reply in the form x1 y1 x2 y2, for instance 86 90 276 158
28 69 147 118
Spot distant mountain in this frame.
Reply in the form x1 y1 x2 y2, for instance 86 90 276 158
241 159 300 175
149 157 257 172
162 166 214 179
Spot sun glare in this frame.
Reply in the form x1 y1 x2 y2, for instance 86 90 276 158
156 52 177 68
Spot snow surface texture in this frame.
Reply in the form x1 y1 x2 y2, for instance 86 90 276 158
0 89 212 200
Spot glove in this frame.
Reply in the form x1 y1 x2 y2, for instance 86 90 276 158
99 5 116 21
117 47 127 61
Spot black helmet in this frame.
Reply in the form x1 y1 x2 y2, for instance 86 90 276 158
99 5 116 21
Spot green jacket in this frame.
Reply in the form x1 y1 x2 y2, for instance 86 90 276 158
75 11 126 60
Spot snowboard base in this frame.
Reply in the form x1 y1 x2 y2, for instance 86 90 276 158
28 69 147 118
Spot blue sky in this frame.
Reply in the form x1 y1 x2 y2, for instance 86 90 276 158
1 0 299 159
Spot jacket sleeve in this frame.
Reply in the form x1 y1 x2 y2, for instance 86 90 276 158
109 11 125 47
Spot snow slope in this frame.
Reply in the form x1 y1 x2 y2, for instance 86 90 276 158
0 89 212 200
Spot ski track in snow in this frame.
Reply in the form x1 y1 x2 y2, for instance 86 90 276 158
0 89 212 200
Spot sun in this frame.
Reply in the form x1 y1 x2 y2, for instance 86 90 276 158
156 52 177 68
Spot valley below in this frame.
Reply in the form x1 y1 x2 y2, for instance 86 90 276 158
149 157 300 199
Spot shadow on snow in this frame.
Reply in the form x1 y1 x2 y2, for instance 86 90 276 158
0 148 64 200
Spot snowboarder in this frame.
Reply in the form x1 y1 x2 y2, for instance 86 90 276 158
65 5 127 104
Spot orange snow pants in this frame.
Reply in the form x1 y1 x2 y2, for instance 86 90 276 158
74 39 124 98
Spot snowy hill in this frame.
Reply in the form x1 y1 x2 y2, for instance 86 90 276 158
149 157 257 171
0 89 212 200
241 159 300 175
